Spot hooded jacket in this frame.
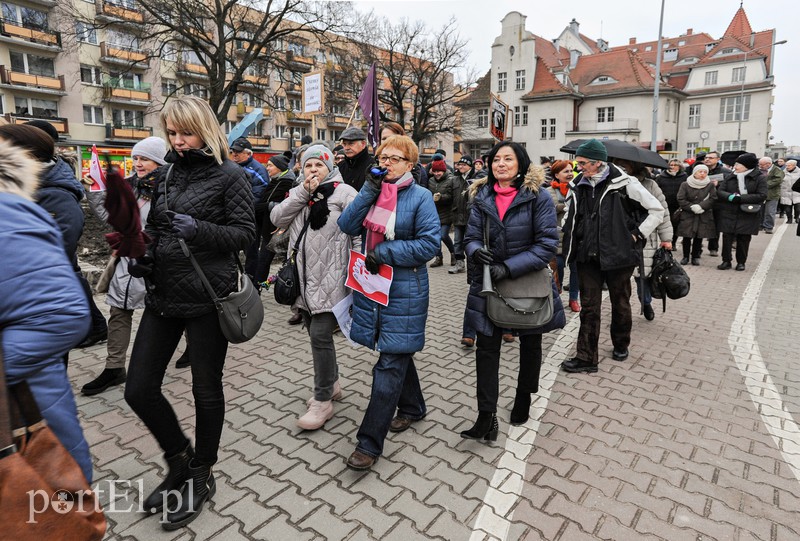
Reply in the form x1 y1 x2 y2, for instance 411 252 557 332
562 163 665 271
463 165 566 336
0 140 93 482
338 180 440 353
270 169 359 314
144 150 255 318
35 157 85 266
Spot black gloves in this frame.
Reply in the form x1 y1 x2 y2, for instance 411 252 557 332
365 251 380 274
128 254 154 278
489 264 510 283
166 210 197 240
471 247 494 266
366 167 387 191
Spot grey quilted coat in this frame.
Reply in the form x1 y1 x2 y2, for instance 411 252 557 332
634 176 673 278
144 150 255 318
270 169 359 314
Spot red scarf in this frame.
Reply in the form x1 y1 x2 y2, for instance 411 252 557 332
363 172 415 251
551 180 569 197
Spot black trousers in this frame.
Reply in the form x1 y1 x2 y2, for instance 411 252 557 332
125 309 228 465
576 260 634 364
722 233 752 265
475 327 542 413
682 237 703 259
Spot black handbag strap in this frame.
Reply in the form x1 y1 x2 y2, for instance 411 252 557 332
289 217 311 261
163 164 244 306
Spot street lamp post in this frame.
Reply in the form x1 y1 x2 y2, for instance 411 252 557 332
650 0 666 153
735 39 787 149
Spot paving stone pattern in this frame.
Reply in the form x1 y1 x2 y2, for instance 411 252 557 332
71 223 800 540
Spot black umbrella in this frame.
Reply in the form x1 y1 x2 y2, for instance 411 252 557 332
720 150 747 167
560 138 669 169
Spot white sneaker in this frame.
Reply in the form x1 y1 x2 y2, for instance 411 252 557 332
297 399 333 430
307 380 342 406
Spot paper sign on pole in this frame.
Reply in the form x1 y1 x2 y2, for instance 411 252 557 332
302 71 324 114
490 93 509 142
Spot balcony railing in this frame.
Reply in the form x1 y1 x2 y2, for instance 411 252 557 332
4 113 68 133
248 135 271 147
100 42 148 66
106 124 153 140
235 103 270 117
0 19 61 47
327 115 349 126
103 79 151 102
570 118 640 133
0 65 65 92
96 1 144 23
287 110 312 122
176 59 208 78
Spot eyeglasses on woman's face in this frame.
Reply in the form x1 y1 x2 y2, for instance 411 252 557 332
376 155 408 165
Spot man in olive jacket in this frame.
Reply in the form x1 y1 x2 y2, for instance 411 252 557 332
759 156 784 233
560 139 664 374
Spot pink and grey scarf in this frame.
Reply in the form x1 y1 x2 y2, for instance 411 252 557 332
363 171 414 251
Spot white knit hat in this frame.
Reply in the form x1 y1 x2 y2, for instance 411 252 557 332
132 137 167 165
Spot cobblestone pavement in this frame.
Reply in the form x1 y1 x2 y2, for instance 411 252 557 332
70 221 800 540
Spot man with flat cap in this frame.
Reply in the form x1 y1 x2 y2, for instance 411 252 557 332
560 139 665 373
338 126 373 191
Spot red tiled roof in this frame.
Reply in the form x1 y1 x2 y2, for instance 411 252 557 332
567 48 669 96
457 70 491 106
523 55 575 98
724 7 753 38
579 33 602 54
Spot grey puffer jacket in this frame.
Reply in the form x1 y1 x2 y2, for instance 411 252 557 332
270 169 359 314
145 150 255 318
780 167 800 205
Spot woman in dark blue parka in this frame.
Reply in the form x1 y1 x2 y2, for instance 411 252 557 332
338 135 440 471
462 141 565 441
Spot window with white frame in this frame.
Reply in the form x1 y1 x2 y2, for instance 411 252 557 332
287 42 305 56
477 108 488 128
112 108 144 127
75 21 97 44
540 119 547 140
686 142 698 159
106 29 138 51
274 124 287 138
717 140 746 152
663 49 678 62
14 96 57 117
732 66 746 83
161 78 177 96
597 106 615 123
514 106 520 126
515 70 526 91
276 96 286 110
109 71 142 89
497 72 507 92
82 105 103 125
331 102 345 115
521 105 528 126
80 65 102 85
549 118 556 139
688 104 701 128
184 84 208 99
163 43 177 62
317 129 326 140
3 3 48 29
289 98 301 112
9 51 55 77
222 120 234 134
704 71 718 86
719 95 750 122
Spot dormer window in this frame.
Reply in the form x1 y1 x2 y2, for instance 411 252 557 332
663 48 678 62
705 42 717 53
645 45 652 52
675 57 699 66
590 75 617 85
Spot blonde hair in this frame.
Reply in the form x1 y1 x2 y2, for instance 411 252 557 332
160 96 228 165
376 135 418 165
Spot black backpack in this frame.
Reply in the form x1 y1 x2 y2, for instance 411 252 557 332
648 247 690 312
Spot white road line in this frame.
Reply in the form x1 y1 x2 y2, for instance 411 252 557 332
728 224 800 480
470 306 584 541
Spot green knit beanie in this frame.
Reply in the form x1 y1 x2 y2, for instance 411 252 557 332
576 139 607 161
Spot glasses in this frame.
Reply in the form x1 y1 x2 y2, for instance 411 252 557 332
376 155 408 165
575 160 596 167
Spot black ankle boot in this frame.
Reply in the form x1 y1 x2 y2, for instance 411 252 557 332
162 459 216 530
143 443 193 514
460 412 498 441
510 390 531 426
174 349 191 369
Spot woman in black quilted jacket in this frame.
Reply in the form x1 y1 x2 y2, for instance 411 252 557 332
124 96 255 530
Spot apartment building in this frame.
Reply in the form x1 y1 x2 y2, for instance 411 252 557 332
0 0 450 170
457 6 779 162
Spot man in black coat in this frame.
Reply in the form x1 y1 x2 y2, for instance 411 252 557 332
703 151 731 256
338 126 373 192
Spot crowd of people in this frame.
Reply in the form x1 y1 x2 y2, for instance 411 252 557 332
3 100 798 531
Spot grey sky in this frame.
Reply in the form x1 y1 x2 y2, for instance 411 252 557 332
353 0 798 147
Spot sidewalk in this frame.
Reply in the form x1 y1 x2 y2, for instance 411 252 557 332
68 222 800 540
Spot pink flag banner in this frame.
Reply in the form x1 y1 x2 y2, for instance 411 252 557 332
88 145 106 192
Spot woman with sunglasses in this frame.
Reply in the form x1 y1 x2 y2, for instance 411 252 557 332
338 135 440 470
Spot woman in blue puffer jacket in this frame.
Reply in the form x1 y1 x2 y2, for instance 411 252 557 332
461 141 565 442
0 136 92 482
338 135 440 471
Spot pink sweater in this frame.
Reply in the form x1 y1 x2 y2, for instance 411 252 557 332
495 185 519 221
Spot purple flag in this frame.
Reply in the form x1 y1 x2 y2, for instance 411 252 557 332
358 63 381 148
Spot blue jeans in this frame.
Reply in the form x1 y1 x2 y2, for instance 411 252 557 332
356 353 426 458
453 225 466 260
556 255 580 302
635 275 652 305
437 224 455 258
763 199 779 231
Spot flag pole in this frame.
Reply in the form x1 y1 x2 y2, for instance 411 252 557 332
343 103 358 130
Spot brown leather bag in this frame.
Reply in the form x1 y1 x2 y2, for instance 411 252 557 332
0 341 107 540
